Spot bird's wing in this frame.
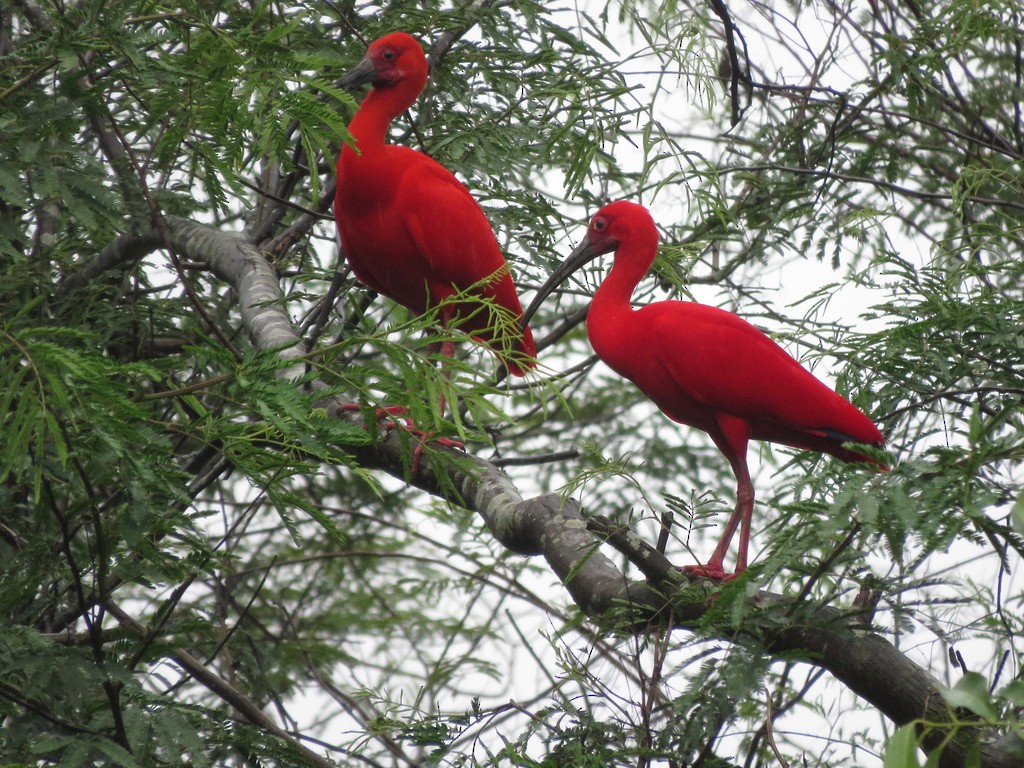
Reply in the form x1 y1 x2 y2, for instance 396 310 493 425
391 154 535 365
644 302 879 443
394 158 513 296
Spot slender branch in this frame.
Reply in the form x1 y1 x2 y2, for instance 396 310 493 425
706 0 749 126
104 602 337 768
886 386 1024 419
714 164 1024 212
428 0 500 71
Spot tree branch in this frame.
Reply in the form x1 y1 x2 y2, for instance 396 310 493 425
111 215 1022 768
104 602 337 768
59 216 307 381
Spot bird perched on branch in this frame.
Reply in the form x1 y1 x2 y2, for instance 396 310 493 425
522 200 886 579
334 31 536 379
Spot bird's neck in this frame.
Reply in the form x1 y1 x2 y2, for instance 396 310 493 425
346 92 394 150
347 80 423 151
588 243 655 356
591 245 653 318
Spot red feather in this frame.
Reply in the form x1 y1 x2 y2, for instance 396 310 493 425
335 32 536 375
523 200 886 578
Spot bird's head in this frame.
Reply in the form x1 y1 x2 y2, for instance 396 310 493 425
520 201 659 330
339 32 429 95
582 201 658 263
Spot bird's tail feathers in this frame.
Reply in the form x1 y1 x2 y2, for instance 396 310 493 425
811 427 889 470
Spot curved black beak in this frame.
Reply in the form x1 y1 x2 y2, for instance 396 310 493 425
338 56 377 90
520 233 616 332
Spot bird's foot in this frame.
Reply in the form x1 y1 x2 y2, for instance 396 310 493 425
341 404 465 474
682 562 739 582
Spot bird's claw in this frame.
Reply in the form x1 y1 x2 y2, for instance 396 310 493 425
389 419 465 476
682 562 737 582
341 404 465 474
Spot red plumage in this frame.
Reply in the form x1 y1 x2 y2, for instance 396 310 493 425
334 32 536 375
523 200 886 578
596 301 884 463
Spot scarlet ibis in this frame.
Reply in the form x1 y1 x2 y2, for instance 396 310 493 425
334 32 536 377
522 201 886 579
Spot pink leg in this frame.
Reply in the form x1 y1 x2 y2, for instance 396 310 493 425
339 404 463 474
683 415 754 580
339 403 409 420
433 309 458 416
730 464 755 574
338 305 463 474
439 336 456 362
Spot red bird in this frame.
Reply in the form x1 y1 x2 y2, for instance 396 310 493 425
335 32 536 377
523 201 886 579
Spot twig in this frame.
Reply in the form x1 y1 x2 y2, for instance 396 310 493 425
764 691 790 768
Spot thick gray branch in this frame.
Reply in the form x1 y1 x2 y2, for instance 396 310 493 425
218 225 1017 767
70 216 1021 767
303 410 1019 767
168 217 306 380
61 217 306 381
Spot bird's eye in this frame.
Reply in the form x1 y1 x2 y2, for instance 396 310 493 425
593 218 607 232
382 49 396 61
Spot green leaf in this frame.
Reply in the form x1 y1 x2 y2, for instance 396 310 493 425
883 724 922 768
998 680 1024 708
941 672 998 721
